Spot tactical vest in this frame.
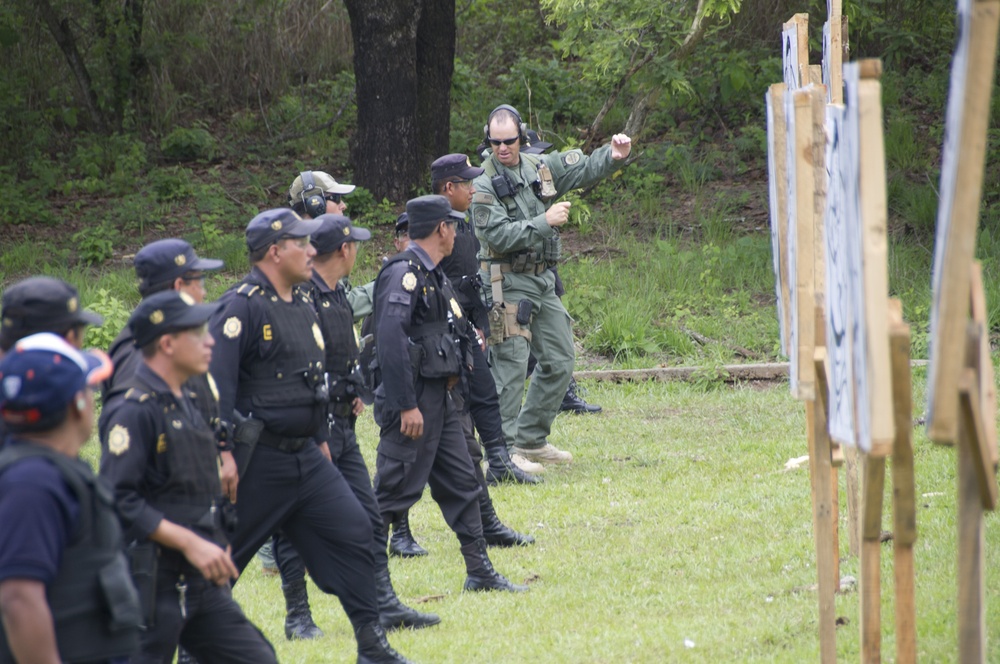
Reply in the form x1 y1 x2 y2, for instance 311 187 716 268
0 443 140 663
479 154 561 266
440 218 481 284
311 280 360 388
233 279 327 413
119 379 225 546
375 249 466 380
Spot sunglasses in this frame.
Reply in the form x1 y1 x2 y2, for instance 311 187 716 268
324 193 343 204
488 137 519 147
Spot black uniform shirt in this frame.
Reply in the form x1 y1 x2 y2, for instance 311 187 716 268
99 364 219 542
375 243 467 413
208 267 326 439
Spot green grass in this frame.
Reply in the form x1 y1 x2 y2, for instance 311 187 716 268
76 376 999 663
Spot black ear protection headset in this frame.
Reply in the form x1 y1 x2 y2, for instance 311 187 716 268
298 171 327 219
483 105 527 145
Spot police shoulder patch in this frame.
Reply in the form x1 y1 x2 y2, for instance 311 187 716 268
563 150 582 166
473 206 490 228
206 372 220 402
450 298 464 319
108 424 130 456
402 272 417 292
472 193 494 205
223 316 242 339
156 433 167 453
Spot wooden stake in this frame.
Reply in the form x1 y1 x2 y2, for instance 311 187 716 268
768 84 793 355
859 454 885 664
888 299 917 664
792 89 816 400
957 323 998 511
811 345 837 664
857 60 895 456
968 262 999 467
784 14 809 88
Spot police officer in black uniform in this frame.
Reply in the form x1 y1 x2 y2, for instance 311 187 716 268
372 195 528 593
430 153 540 486
0 277 104 448
208 208 414 664
102 239 236 504
99 291 277 664
0 333 140 663
267 212 441 634
386 157 537 559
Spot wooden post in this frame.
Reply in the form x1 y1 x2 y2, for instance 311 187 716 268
811 344 837 664
859 453 885 664
927 0 1000 444
767 84 793 355
792 89 817 400
888 299 917 664
856 60 895 456
784 14 810 88
957 323 986 664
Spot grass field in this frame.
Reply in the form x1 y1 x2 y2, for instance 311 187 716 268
187 374 1000 664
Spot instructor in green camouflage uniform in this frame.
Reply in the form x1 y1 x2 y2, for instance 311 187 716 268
470 104 632 466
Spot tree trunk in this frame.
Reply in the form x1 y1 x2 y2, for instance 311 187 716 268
344 0 424 202
415 0 455 168
36 0 108 133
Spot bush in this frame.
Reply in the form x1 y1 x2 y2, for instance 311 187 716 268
161 127 217 162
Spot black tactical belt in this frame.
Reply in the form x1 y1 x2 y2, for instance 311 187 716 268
257 430 312 453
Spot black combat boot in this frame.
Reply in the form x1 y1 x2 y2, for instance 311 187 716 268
356 621 417 664
559 378 602 414
480 491 535 547
375 567 441 631
281 579 324 640
460 538 529 592
483 437 541 485
389 511 428 558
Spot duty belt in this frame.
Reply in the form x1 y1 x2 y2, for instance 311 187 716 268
329 401 353 418
480 260 547 276
257 430 312 453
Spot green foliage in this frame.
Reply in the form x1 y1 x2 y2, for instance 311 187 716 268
83 288 132 349
72 223 116 265
585 301 660 361
160 126 217 162
345 187 400 229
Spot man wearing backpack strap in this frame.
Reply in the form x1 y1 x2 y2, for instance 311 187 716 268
470 104 632 468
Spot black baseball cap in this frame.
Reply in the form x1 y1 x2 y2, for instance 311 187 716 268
523 129 554 154
395 212 409 233
129 290 220 348
134 239 223 296
405 195 464 239
0 277 103 351
311 214 372 255
430 153 484 182
245 208 322 253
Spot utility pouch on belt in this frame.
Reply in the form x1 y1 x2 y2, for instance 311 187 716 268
486 303 506 346
542 233 562 265
127 541 158 629
232 413 264 476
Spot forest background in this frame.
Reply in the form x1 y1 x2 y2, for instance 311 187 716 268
2 2 1000 661
0 0 985 370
